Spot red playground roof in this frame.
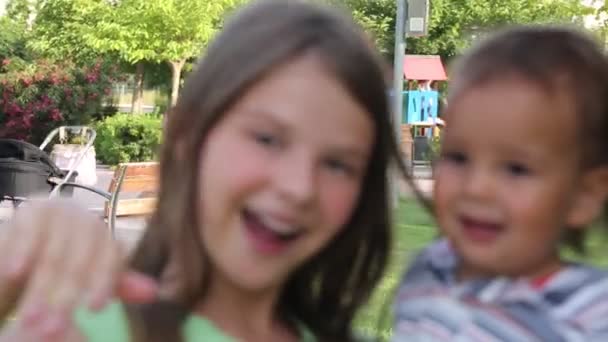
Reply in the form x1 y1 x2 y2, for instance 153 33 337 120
403 55 447 81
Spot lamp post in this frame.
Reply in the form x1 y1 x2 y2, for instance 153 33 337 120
391 0 407 208
391 0 430 207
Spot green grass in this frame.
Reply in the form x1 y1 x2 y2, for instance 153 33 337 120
354 198 436 341
354 198 608 341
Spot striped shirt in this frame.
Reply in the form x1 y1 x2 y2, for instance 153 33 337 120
393 239 608 342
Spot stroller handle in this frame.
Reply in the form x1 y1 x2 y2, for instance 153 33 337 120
41 126 97 199
39 126 96 151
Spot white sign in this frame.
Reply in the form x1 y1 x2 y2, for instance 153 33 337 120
409 18 425 32
406 0 430 37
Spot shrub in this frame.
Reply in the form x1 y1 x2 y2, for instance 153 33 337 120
0 59 121 144
428 135 441 162
95 113 162 165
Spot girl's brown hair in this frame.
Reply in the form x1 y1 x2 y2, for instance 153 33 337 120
126 0 421 340
448 26 608 252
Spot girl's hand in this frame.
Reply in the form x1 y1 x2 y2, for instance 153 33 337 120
0 319 85 342
0 199 158 339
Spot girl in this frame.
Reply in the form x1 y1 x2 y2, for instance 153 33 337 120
394 26 608 341
0 0 420 341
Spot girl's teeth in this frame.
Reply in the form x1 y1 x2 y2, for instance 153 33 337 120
259 215 297 235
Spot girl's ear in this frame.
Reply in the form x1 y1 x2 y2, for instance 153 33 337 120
566 166 608 229
165 114 189 164
171 137 189 163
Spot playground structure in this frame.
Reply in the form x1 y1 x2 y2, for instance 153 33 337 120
400 54 447 165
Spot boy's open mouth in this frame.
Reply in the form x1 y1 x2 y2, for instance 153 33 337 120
242 208 303 254
460 215 504 243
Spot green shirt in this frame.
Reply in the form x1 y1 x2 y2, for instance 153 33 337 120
75 301 317 342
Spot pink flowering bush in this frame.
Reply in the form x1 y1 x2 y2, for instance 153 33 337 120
0 59 122 144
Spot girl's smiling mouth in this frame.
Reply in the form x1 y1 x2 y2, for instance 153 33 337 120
242 208 304 255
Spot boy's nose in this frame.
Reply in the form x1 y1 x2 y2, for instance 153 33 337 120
462 167 495 201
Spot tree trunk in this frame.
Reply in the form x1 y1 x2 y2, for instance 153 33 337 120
168 59 186 107
131 61 145 114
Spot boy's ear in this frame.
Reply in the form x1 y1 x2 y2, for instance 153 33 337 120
566 167 608 229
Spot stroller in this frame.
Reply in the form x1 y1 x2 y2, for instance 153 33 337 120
0 126 96 208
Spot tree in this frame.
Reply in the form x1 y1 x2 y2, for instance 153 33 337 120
590 0 608 46
407 0 590 60
0 0 37 67
331 0 590 61
27 0 239 112
89 0 241 111
27 0 108 61
0 18 29 64
324 0 396 58
4 0 31 26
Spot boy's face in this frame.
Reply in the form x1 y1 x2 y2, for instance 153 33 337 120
434 77 585 280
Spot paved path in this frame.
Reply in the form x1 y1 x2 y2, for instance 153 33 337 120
0 167 146 250
1 165 434 250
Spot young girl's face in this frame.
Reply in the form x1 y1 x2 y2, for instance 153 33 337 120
196 54 374 293
434 76 586 280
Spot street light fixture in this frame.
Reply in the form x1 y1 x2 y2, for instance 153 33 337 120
391 0 430 207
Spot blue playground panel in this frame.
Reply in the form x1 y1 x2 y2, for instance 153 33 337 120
403 90 439 124
387 90 441 163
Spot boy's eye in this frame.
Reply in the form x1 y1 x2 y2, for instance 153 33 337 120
506 162 530 176
253 132 281 148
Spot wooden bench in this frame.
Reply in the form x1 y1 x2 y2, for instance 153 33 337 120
104 162 159 237
1 162 160 238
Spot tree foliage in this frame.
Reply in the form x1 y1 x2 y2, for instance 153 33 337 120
86 0 242 106
408 0 590 60
329 0 590 61
2 0 593 110
28 0 108 61
0 18 30 63
21 0 240 110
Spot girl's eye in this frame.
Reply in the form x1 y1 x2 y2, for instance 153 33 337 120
442 151 467 165
324 158 356 177
506 162 530 176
